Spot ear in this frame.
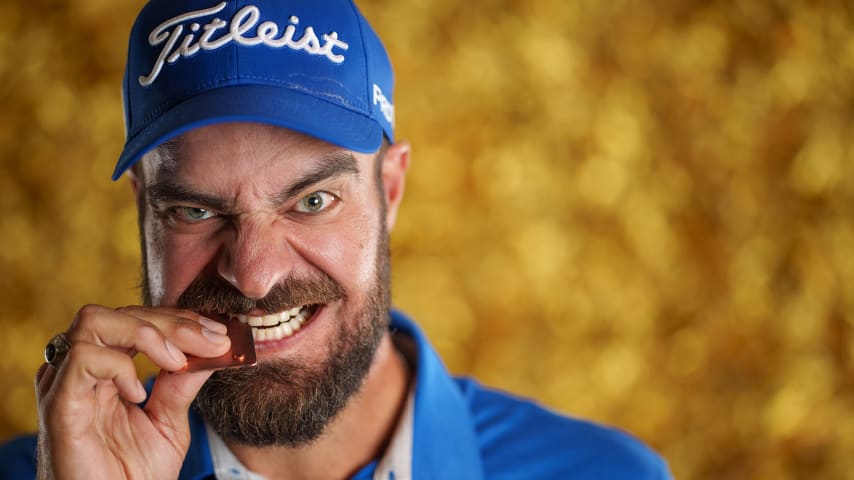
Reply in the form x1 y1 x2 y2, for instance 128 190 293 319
126 167 143 204
380 141 411 231
127 168 140 195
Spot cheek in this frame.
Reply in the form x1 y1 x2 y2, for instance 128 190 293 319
144 219 219 307
291 213 380 295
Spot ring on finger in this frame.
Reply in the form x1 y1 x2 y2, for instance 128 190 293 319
44 333 71 369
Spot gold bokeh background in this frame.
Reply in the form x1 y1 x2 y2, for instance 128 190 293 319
2 1 853 478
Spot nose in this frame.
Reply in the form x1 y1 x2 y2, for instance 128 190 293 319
216 220 295 300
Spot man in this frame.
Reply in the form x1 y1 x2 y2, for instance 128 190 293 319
1 0 672 478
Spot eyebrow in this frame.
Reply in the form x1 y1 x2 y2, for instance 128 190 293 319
146 151 360 211
147 181 232 211
274 151 359 204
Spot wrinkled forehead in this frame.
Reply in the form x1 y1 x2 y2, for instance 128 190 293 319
135 122 355 183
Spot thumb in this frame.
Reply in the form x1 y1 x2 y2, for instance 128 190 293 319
144 369 213 442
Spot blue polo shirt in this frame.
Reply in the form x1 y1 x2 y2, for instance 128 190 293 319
0 311 671 479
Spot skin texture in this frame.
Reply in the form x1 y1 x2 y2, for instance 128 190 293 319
35 122 412 480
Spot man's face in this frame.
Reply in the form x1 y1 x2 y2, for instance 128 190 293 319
133 122 403 446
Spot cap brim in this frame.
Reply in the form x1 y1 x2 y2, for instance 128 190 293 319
113 85 383 180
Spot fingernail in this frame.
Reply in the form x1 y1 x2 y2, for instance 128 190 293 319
137 380 147 400
164 340 186 364
202 328 229 344
199 317 228 334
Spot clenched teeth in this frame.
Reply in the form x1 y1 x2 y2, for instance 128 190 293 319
236 305 314 342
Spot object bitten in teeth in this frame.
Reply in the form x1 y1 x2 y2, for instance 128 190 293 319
177 315 257 373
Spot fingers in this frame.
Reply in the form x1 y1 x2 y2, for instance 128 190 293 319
144 369 214 439
67 305 230 373
34 304 228 480
119 306 231 360
67 305 187 372
39 304 232 417
53 343 148 405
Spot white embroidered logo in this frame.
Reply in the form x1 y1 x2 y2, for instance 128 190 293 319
139 2 350 86
373 84 394 126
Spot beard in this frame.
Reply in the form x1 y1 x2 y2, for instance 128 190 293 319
141 229 391 447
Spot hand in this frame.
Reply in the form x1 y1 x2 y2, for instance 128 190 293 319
35 305 232 480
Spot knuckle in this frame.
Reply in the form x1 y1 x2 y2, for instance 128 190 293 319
77 303 103 319
71 304 104 331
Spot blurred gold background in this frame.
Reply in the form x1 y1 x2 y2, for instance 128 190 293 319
2 0 853 478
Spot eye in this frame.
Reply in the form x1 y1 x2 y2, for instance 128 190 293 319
294 191 336 213
172 206 217 222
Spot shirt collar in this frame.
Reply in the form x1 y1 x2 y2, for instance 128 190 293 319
180 310 484 480
389 310 484 479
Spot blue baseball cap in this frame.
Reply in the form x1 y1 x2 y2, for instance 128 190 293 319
113 0 395 180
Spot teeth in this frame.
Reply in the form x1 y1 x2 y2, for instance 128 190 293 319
245 312 288 327
253 327 267 342
268 324 283 339
243 305 314 342
281 322 294 336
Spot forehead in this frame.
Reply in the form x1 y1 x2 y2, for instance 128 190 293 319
137 122 366 183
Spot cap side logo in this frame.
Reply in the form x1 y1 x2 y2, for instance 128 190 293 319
139 1 350 87
373 84 394 127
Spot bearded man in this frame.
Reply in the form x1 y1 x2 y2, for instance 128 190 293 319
0 0 671 478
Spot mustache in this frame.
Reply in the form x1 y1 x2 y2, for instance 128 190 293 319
176 271 346 315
